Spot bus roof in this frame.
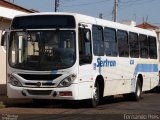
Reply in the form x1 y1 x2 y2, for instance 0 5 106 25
13 12 157 37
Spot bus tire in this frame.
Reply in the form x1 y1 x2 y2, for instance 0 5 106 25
124 79 142 101
131 79 142 101
89 82 100 108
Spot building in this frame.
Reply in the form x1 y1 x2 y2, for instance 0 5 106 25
0 0 34 94
136 22 160 40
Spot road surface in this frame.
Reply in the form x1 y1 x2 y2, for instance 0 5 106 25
0 86 159 120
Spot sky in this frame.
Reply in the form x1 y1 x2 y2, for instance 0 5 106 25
12 0 160 26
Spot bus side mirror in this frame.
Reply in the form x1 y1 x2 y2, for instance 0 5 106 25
85 31 90 41
1 31 7 46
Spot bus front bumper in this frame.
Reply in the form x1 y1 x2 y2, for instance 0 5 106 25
7 83 79 100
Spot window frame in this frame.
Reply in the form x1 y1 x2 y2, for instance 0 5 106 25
117 30 129 57
92 25 104 56
104 27 118 57
139 34 149 58
129 32 139 58
148 36 157 59
78 27 93 65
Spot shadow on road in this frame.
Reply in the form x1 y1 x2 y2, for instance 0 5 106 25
147 85 160 93
0 96 132 109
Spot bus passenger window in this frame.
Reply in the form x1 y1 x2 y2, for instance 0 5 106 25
129 32 139 58
149 36 157 59
117 30 129 57
139 34 148 58
104 28 117 57
79 28 92 65
92 25 104 56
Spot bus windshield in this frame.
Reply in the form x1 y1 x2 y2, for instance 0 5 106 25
9 30 76 71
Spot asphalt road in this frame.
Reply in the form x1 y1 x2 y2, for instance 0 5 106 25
0 86 159 120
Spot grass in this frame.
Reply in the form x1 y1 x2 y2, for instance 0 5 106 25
0 102 5 108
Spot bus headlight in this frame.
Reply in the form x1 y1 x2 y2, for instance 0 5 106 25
58 74 76 87
9 76 22 87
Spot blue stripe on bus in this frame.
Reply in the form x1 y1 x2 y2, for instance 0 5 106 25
134 64 158 75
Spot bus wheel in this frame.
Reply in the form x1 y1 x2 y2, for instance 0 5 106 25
132 79 142 101
89 82 100 108
124 79 142 101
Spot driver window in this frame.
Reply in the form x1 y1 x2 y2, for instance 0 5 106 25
79 28 92 65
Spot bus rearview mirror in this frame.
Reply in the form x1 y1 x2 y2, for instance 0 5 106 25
85 31 90 41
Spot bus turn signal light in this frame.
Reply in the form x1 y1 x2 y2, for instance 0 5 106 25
59 91 72 96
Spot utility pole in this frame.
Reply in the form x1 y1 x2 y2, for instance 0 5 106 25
55 0 59 12
99 13 103 19
112 0 118 22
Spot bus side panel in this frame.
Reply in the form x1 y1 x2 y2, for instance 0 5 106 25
142 72 159 91
134 59 159 91
101 57 133 96
78 63 97 100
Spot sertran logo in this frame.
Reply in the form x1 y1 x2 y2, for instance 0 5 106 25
95 58 116 68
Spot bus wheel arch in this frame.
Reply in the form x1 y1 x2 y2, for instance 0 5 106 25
89 75 104 108
124 74 143 101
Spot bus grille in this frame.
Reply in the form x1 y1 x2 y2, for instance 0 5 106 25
27 90 52 95
25 83 55 86
18 74 62 81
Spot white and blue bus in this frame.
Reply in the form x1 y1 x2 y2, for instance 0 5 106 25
1 13 159 107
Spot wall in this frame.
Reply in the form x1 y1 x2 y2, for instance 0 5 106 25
0 2 32 95
155 30 160 63
0 19 11 94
